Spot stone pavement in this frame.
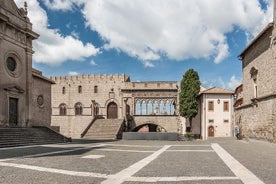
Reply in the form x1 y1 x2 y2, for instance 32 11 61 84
0 138 275 184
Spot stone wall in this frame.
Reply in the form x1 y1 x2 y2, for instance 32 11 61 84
30 75 52 127
133 116 179 133
236 99 276 142
236 24 276 143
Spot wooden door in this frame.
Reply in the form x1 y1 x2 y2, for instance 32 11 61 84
9 98 18 126
107 102 118 119
208 126 214 137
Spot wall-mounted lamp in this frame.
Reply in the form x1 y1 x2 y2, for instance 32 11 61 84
217 99 220 104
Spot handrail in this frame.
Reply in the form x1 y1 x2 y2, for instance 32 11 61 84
81 115 104 138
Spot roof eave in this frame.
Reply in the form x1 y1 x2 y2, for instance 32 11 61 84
238 22 274 60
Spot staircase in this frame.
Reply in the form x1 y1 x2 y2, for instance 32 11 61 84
0 127 71 148
82 119 124 139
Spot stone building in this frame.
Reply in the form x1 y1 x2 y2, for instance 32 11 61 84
50 74 233 140
0 0 53 128
234 1 276 142
50 75 179 138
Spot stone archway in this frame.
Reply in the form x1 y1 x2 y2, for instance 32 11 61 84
208 126 214 137
107 102 118 119
132 123 166 132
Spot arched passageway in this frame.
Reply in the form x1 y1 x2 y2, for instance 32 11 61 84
132 123 166 132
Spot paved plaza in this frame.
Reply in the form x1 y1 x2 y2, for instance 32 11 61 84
0 138 275 184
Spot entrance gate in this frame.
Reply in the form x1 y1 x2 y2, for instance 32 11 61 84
9 97 18 126
107 102 118 119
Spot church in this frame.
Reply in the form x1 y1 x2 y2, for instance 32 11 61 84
0 1 53 128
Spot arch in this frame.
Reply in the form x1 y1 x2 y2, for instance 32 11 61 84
75 102 83 115
59 103 67 115
208 126 214 137
107 102 118 119
132 123 167 132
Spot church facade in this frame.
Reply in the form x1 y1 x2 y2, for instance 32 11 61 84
234 1 276 142
0 1 53 128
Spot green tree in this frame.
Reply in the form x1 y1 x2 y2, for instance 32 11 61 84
179 69 200 132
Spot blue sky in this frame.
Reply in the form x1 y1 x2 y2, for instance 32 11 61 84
15 0 273 90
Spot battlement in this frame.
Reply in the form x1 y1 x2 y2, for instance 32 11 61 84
50 74 130 83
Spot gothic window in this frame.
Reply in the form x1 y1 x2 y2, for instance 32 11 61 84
208 101 214 111
94 86 98 93
62 87 66 94
78 85 82 93
223 101 229 112
59 103 67 115
75 102 83 115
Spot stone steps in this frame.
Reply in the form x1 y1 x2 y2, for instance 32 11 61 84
0 127 71 148
83 119 124 139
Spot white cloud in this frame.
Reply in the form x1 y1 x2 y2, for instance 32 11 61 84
14 0 99 66
142 61 155 68
90 60 97 66
16 0 274 67
228 75 242 90
68 71 79 76
41 0 76 11
202 75 241 90
81 0 273 65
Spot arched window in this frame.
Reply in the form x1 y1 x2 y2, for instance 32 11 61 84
94 86 98 93
62 87 66 94
78 85 82 93
59 103 67 115
75 102 83 115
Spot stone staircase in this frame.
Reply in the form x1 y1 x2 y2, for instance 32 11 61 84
82 119 124 139
0 127 71 148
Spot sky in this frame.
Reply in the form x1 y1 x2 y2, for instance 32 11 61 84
14 0 274 90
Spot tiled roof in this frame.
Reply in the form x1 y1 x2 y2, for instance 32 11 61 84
200 87 233 94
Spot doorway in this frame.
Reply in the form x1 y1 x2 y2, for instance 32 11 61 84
208 126 214 137
9 97 18 127
107 102 118 119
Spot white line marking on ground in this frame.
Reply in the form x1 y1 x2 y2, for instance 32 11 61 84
0 162 107 178
97 148 154 153
166 150 214 152
169 145 211 147
127 176 239 182
103 144 162 148
101 145 171 184
212 143 265 184
82 155 105 159
0 144 106 162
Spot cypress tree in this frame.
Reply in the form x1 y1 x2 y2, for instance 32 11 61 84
179 69 200 132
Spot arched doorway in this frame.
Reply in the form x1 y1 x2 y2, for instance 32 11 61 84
208 126 214 137
107 102 118 119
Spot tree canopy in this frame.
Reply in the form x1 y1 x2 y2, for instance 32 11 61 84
179 69 200 132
